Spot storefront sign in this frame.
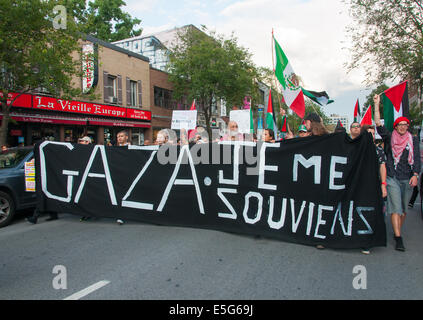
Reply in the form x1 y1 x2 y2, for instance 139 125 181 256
33 95 151 121
88 119 151 128
1 114 87 125
0 92 32 108
82 43 98 93
126 108 152 121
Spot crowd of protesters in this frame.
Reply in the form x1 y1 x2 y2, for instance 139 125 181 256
24 94 422 254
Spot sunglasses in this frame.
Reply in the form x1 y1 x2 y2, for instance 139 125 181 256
351 125 360 128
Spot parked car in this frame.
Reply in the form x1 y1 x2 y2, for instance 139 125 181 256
0 146 37 228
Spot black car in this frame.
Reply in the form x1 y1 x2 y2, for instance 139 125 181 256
0 147 37 228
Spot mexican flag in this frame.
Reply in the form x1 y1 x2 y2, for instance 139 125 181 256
353 99 361 122
302 88 334 106
360 105 373 126
266 89 277 132
274 37 305 118
382 81 410 132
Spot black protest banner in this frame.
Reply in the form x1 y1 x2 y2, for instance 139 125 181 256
35 132 386 249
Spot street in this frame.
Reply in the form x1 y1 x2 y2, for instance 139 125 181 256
1 205 423 300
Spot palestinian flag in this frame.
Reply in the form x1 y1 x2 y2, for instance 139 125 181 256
274 37 305 118
353 99 361 122
266 89 278 132
302 88 334 106
360 105 373 126
382 81 410 132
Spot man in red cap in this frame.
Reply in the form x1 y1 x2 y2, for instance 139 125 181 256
374 95 420 251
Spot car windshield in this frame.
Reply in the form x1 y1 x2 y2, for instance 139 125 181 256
0 148 32 169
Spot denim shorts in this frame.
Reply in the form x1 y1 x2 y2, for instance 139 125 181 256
386 176 413 215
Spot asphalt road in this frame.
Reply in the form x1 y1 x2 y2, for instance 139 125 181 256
1 205 423 300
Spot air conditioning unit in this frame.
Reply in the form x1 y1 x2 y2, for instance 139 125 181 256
109 96 117 104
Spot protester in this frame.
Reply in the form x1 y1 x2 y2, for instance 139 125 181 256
334 121 346 133
360 124 388 254
116 130 131 146
78 136 92 145
221 121 244 141
408 130 423 208
78 137 94 222
304 112 329 136
374 94 420 251
262 129 275 143
155 130 168 145
1 145 8 153
297 124 309 138
349 122 361 139
116 130 131 225
27 157 58 224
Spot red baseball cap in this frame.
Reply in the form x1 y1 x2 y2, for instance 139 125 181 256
393 116 410 128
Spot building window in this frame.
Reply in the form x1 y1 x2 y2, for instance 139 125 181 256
108 75 117 99
154 86 175 109
130 80 137 106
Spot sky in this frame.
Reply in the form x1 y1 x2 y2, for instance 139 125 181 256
123 0 375 125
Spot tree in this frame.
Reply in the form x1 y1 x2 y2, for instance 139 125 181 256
64 0 142 42
345 0 423 109
168 26 258 137
0 0 83 146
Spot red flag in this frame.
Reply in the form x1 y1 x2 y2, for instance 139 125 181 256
360 106 372 126
190 99 196 110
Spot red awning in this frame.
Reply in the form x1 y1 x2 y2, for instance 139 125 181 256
1 113 87 125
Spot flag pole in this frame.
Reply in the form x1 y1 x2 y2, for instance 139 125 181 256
271 30 290 136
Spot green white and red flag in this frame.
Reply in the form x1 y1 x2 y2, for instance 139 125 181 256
353 99 361 123
382 81 410 132
274 36 305 118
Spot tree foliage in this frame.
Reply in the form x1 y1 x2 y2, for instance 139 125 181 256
345 0 423 100
168 26 258 136
64 0 142 42
0 0 83 146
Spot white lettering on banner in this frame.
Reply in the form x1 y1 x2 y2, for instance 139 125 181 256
40 141 77 202
74 146 117 205
267 197 287 230
306 202 315 236
291 199 307 233
314 205 334 239
121 145 160 210
258 142 280 190
329 156 348 190
217 188 238 220
330 202 354 236
242 192 263 224
218 141 256 184
293 155 322 184
157 145 205 214
356 207 374 235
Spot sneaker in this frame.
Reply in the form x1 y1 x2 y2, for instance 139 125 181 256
361 248 370 255
316 245 325 249
394 236 405 251
26 216 37 224
116 219 124 225
408 203 414 209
